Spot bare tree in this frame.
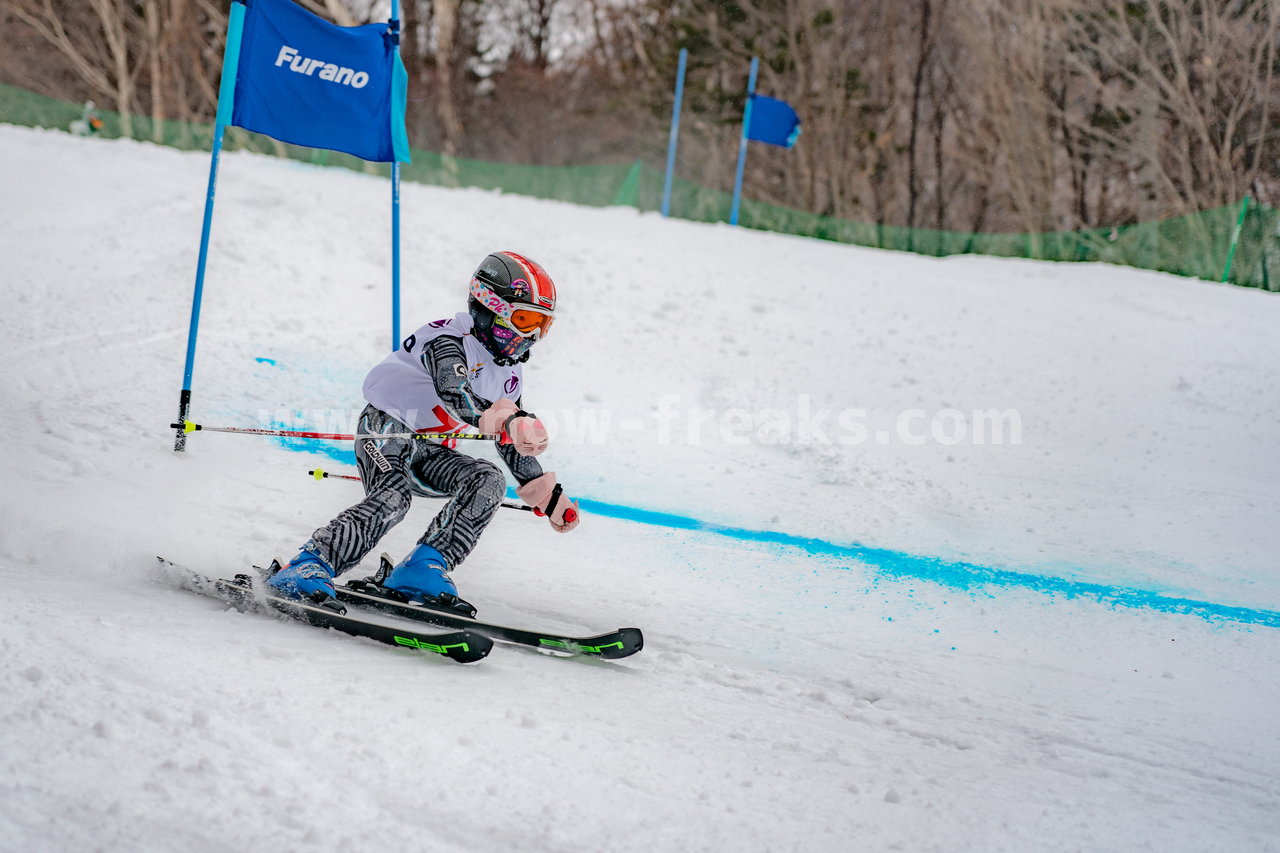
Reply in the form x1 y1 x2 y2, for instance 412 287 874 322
1057 0 1280 216
959 1 1069 235
3 0 1274 241
906 0 938 233
6 0 145 137
433 0 464 158
141 0 168 142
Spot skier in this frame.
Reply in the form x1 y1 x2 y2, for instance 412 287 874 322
268 251 580 612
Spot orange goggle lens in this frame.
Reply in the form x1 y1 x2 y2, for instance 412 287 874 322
510 308 554 337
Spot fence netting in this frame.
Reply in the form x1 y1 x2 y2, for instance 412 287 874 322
4 82 1275 291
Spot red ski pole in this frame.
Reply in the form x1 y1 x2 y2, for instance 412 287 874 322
171 419 501 442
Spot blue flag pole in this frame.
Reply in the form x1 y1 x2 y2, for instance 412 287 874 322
390 0 402 352
174 0 246 451
729 57 759 227
392 162 401 351
661 48 688 218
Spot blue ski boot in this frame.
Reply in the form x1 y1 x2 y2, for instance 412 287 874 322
376 544 476 617
267 548 337 602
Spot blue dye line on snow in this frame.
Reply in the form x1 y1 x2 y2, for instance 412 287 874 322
273 437 1278 629
295 443 356 465
574 497 1280 629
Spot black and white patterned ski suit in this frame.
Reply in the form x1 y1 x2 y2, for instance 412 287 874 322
304 325 543 576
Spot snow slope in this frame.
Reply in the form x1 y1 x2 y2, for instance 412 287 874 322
1 124 1278 852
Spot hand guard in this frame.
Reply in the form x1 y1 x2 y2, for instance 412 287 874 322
516 472 580 532
505 412 548 456
478 399 548 456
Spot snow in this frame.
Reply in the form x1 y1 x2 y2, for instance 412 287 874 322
1 123 1278 852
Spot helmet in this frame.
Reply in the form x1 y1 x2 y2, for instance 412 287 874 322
467 251 557 365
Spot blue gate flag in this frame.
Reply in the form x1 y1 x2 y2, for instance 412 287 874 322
231 0 410 163
746 95 801 148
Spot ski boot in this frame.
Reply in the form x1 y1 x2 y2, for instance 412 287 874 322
371 544 476 618
267 548 337 603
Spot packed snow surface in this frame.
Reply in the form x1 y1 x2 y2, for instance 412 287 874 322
1 124 1278 852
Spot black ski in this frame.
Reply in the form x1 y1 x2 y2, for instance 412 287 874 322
157 557 492 664
339 558 643 660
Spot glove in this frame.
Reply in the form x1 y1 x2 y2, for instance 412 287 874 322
517 472 580 532
479 399 547 456
507 415 548 456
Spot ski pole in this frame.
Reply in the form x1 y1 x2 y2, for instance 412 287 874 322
307 468 361 482
170 420 501 442
307 468 536 513
308 467 578 524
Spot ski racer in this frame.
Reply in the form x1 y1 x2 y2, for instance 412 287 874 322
268 251 580 613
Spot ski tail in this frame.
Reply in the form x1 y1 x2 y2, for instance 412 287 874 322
158 557 493 664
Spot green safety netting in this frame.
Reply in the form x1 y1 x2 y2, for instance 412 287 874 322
4 82 1275 290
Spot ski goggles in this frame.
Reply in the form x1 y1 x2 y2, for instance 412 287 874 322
505 305 555 337
471 280 555 339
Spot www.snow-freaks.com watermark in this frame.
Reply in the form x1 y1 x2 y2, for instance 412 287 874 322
260 396 1022 447
552 395 1023 446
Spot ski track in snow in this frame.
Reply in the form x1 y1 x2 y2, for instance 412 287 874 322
1 125 1278 852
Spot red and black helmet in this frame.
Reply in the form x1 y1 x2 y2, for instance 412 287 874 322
468 251 557 365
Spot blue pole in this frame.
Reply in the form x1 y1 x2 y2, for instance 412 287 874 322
174 0 246 451
392 163 401 350
661 48 688 218
729 57 759 227
390 0 402 351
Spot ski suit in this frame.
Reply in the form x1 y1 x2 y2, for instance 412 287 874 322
303 313 544 574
